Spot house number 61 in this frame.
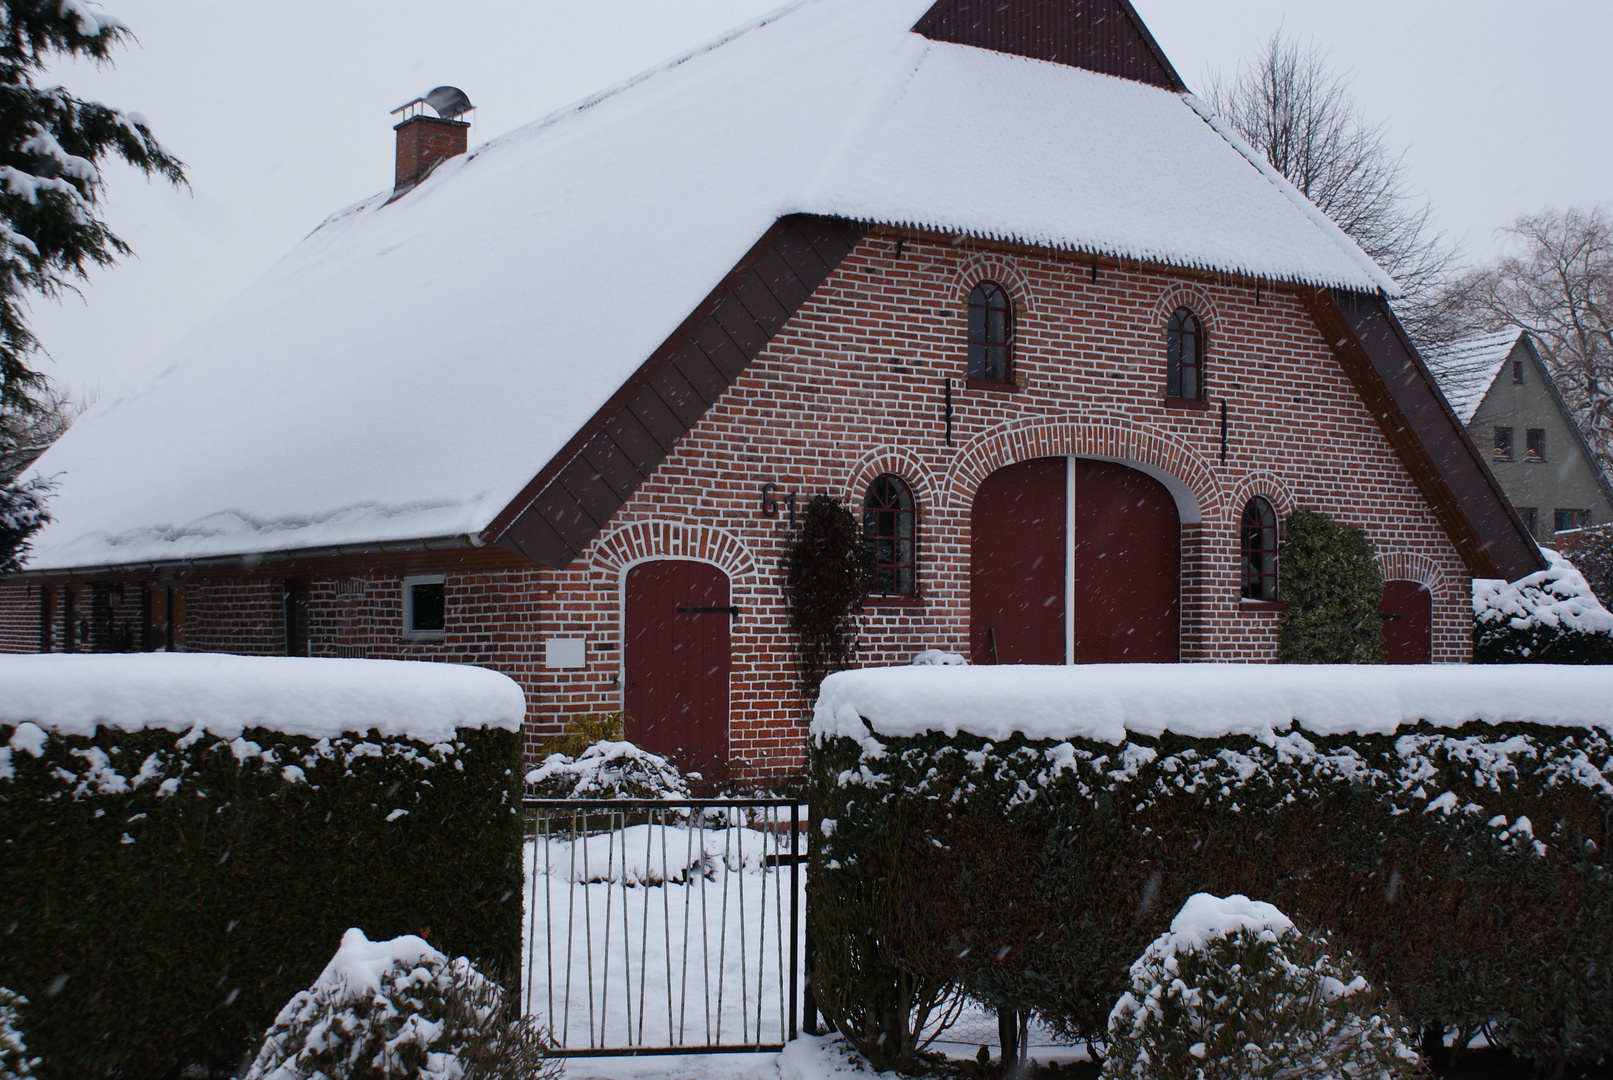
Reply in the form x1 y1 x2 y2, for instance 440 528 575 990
760 482 798 524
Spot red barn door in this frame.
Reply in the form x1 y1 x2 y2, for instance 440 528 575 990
1073 459 1179 663
1379 580 1432 664
971 457 1067 664
971 457 1180 665
624 560 731 783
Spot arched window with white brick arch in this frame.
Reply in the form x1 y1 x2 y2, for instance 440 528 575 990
1240 496 1278 600
863 474 917 597
967 280 1014 383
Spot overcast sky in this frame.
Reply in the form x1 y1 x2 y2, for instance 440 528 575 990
32 0 1613 401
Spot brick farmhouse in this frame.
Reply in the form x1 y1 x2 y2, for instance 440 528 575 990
0 0 1540 784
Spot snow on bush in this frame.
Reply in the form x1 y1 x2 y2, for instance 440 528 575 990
244 928 558 1080
0 989 38 1080
0 653 524 744
525 739 690 800
1474 549 1613 634
909 649 966 666
1103 893 1421 1080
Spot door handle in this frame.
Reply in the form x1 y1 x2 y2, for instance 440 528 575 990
677 606 740 618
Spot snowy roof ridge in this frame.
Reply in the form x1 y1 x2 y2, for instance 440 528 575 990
1424 328 1525 424
20 0 1407 571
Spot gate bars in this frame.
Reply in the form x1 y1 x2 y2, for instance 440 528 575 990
522 798 804 1056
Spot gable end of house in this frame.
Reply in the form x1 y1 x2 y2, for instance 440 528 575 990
912 0 1186 90
486 215 867 568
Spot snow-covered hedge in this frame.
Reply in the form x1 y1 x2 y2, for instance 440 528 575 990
1103 894 1421 1080
0 655 526 1080
1474 549 1613 663
807 665 1613 1072
525 739 691 799
244 928 558 1080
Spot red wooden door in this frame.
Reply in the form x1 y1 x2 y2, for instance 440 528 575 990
1073 460 1179 663
624 560 730 783
1379 580 1432 664
971 457 1180 665
971 457 1066 664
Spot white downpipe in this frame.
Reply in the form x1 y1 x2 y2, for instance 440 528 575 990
1065 456 1076 665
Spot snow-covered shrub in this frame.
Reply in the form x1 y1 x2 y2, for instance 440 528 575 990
540 711 626 759
1474 548 1613 663
1103 894 1421 1080
1276 507 1384 663
1556 524 1613 606
525 739 691 799
0 657 525 1079
244 929 559 1080
0 990 39 1080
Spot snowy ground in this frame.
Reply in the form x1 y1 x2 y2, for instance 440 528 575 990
519 816 1084 1074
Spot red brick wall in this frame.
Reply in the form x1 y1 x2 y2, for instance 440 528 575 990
0 232 1473 784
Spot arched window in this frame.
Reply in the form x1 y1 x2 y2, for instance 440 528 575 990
1167 306 1204 400
967 281 1012 382
863 475 916 596
1240 496 1278 600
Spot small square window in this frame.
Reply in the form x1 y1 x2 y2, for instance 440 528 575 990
1493 427 1513 460
1513 359 1524 383
1519 507 1538 537
1554 509 1590 534
1526 429 1545 461
403 575 446 638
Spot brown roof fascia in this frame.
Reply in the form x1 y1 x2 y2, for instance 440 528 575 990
1114 0 1190 91
1299 287 1543 581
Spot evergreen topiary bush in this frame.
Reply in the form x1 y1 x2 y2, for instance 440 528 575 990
243 928 560 1080
1277 507 1384 663
1103 894 1423 1080
782 495 873 696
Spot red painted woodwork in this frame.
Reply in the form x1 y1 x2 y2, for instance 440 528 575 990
971 457 1179 665
1072 459 1179 662
971 457 1066 664
624 559 730 783
1379 580 1432 664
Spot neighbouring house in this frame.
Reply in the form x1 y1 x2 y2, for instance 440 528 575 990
1425 329 1613 547
0 0 1540 784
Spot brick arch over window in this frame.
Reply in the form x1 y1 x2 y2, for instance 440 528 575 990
943 418 1219 526
1376 551 1446 595
944 253 1036 320
1226 475 1298 528
1151 283 1223 339
841 447 939 510
589 520 760 587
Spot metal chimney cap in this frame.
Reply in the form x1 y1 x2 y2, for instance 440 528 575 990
390 86 474 121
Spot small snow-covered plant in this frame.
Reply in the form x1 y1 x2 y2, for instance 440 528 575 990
1103 894 1423 1080
1474 548 1613 663
0 989 39 1080
243 928 559 1080
525 739 691 799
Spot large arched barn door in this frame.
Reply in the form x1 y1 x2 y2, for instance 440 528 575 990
1379 580 1432 664
970 457 1180 665
624 560 731 783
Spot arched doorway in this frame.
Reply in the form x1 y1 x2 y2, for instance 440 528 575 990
623 559 731 783
971 457 1180 664
1378 580 1432 664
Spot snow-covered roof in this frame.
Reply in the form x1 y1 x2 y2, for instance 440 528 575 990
23 0 1397 572
1423 329 1524 424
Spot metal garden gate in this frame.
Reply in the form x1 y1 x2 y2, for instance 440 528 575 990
522 798 804 1056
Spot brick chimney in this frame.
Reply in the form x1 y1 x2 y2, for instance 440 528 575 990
393 114 469 192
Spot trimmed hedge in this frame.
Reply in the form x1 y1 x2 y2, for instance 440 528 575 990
809 722 1613 1071
0 721 524 1080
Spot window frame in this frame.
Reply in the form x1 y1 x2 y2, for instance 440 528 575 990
863 475 919 600
1166 306 1206 403
1519 507 1539 537
966 280 1014 387
1554 509 1590 535
1525 428 1545 462
1239 496 1279 603
1493 426 1514 461
403 573 447 641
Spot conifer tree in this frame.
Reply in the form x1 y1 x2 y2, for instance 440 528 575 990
0 0 185 571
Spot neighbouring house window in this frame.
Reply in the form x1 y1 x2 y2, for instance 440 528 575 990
1240 496 1278 600
1513 359 1525 383
1493 427 1513 460
967 281 1012 382
1519 507 1539 536
404 574 446 639
63 586 79 652
1526 429 1545 461
144 586 185 652
285 582 311 656
39 587 53 652
1555 509 1590 534
1166 306 1204 400
863 475 916 596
